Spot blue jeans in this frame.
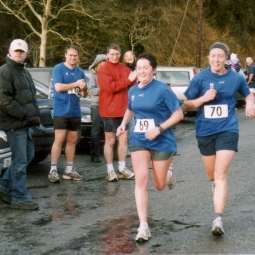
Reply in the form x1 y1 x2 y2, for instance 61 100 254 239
0 129 34 203
90 105 102 159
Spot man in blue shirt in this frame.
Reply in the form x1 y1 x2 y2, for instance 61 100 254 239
184 42 255 236
48 45 87 183
246 57 255 95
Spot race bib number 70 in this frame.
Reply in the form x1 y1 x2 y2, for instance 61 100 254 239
134 119 155 132
204 104 228 118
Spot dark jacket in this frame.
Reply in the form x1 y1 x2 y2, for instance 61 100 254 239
0 56 40 131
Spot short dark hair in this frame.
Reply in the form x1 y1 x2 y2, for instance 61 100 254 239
137 53 157 69
65 45 80 55
107 43 121 53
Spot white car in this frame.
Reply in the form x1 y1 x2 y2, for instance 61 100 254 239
155 66 200 112
155 66 245 111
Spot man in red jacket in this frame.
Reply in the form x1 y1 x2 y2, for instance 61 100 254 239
98 43 137 182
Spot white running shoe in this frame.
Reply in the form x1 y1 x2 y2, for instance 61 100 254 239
136 225 151 242
62 169 83 181
168 163 176 190
48 170 60 183
117 167 135 179
106 169 118 182
212 216 225 235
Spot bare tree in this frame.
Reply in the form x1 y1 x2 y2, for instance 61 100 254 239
125 7 155 53
0 0 99 67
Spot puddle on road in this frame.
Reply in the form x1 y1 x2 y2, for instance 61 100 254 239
170 220 201 229
42 215 201 254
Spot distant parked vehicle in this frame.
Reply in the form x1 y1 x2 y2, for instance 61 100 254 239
26 67 53 88
0 72 94 171
155 66 200 112
156 66 246 111
0 131 11 176
27 67 100 153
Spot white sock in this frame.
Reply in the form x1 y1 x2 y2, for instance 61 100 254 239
65 162 73 173
50 163 57 173
118 161 125 171
140 222 149 228
107 163 114 173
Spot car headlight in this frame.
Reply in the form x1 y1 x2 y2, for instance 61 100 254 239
81 115 92 123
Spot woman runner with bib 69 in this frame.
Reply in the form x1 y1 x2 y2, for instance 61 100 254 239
184 42 255 235
116 53 183 242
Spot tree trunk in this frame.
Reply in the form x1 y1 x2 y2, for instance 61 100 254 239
39 13 48 67
39 29 47 67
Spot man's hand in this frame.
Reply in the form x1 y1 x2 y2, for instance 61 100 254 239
77 79 87 91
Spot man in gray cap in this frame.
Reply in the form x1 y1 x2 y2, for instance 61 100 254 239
0 39 40 210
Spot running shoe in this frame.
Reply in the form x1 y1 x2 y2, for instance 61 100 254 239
136 225 152 242
169 162 174 171
106 169 118 182
48 170 60 183
117 167 135 179
62 169 83 181
167 163 176 190
212 216 225 235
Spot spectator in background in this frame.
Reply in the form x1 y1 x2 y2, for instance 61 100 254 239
246 57 255 95
88 54 107 163
225 53 241 72
48 45 87 183
123 50 137 155
123 51 136 71
98 43 137 182
0 39 40 210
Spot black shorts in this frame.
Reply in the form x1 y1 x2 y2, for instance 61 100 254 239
102 117 129 133
130 145 175 161
53 116 81 131
196 131 239 156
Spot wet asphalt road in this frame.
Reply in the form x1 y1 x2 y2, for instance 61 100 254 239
0 106 255 255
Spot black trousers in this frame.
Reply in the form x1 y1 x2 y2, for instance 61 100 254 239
90 105 101 159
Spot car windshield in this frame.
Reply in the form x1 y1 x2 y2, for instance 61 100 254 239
34 80 48 99
27 68 52 86
155 71 190 86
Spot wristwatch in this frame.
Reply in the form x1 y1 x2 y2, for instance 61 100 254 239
156 125 164 133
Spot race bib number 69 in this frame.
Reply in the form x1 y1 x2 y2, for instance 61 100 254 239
134 119 155 132
204 104 228 118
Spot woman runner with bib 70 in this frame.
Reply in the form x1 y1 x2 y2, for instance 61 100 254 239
184 42 255 235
